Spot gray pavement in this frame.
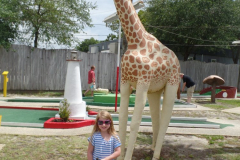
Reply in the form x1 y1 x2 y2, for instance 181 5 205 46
0 95 240 137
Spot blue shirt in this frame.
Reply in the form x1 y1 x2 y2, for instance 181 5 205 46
88 132 121 160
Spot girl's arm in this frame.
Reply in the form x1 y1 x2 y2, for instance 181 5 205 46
101 146 121 160
87 142 94 160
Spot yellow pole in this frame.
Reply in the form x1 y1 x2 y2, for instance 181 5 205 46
0 115 2 127
2 71 9 97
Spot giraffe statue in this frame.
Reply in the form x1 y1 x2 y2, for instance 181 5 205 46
114 0 180 160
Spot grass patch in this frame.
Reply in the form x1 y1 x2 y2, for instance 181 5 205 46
201 135 224 145
217 99 240 107
203 104 229 110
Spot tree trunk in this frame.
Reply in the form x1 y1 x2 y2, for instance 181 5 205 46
211 83 216 103
34 31 39 48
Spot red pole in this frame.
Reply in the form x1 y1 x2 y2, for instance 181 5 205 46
115 67 119 112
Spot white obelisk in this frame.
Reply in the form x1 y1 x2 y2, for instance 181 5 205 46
56 51 86 119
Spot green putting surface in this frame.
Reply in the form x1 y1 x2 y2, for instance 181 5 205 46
6 94 191 107
0 108 58 124
111 117 233 129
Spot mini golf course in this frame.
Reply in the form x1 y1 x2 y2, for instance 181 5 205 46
0 106 233 129
5 93 197 108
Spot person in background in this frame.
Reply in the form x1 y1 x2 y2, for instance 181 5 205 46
87 110 121 160
180 73 195 103
83 66 96 97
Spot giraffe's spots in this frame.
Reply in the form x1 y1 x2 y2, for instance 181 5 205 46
124 56 128 61
132 70 138 76
132 50 138 56
149 53 155 60
170 58 173 65
137 29 143 39
162 48 169 54
120 0 123 5
129 32 132 37
139 71 142 76
140 38 146 48
138 65 142 69
143 76 148 79
124 14 128 20
178 67 181 73
163 56 168 60
136 56 141 64
154 43 160 51
156 39 161 44
173 69 177 74
126 30 129 35
125 21 129 25
148 71 151 74
142 57 150 63
171 51 175 58
173 65 177 69
126 62 130 67
134 23 139 31
130 26 133 32
162 64 166 70
117 3 120 8
129 68 133 71
128 71 132 75
140 49 146 56
142 70 147 75
144 64 150 70
147 35 155 41
124 1 128 8
175 58 180 66
148 41 153 53
115 0 120 2
122 18 125 24
130 39 133 43
129 55 135 63
133 32 137 38
125 50 130 55
121 7 125 13
166 61 170 67
156 57 163 64
128 44 137 49
168 68 171 72
135 38 140 43
151 62 158 67
132 64 137 68
125 67 128 72
130 15 135 25
128 5 131 14
157 66 161 72
121 68 124 73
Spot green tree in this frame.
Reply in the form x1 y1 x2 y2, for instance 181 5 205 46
0 0 20 49
105 33 118 41
18 0 96 48
75 37 99 52
142 0 240 62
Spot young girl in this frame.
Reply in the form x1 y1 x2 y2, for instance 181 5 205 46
87 110 121 160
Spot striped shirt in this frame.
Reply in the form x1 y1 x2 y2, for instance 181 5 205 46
88 132 121 160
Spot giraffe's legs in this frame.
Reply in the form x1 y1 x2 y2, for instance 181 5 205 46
117 82 131 160
147 89 163 150
124 82 150 160
152 84 178 160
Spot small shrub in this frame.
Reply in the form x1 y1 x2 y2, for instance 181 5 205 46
59 99 71 122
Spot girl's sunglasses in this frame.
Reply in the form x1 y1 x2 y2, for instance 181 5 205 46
98 120 111 125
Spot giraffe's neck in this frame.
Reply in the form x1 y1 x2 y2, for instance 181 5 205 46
114 0 147 45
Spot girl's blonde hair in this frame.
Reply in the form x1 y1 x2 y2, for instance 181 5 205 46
90 110 118 140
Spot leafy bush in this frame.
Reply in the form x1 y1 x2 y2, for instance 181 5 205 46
59 99 71 122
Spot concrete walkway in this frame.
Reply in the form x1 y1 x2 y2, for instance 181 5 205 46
0 95 240 137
